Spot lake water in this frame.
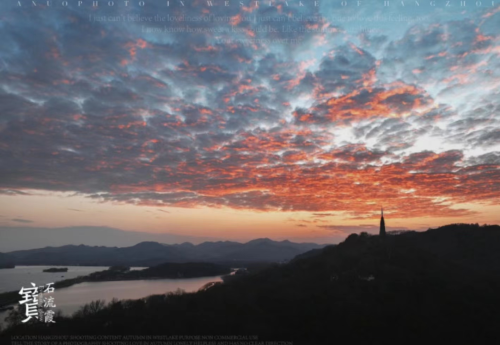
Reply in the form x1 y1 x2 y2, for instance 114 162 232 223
0 266 222 327
0 266 113 293
43 276 223 316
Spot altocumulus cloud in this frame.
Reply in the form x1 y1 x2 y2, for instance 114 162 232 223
0 2 499 219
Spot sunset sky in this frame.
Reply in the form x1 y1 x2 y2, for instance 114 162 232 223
0 2 499 244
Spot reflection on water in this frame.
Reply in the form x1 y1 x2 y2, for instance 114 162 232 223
0 271 222 327
52 276 222 316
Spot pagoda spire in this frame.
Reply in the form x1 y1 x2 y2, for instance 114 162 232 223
380 207 386 237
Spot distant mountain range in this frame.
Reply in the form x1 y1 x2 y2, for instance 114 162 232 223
0 226 218 252
0 238 327 266
3 224 500 343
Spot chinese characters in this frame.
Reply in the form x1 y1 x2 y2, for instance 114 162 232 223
18 282 56 323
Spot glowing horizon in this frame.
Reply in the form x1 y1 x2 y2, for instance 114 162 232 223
1 3 500 245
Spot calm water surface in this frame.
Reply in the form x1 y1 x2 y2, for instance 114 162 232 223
50 276 222 316
0 265 112 293
0 266 222 326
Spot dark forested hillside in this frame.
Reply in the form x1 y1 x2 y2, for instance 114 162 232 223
394 223 500 273
0 253 14 269
2 224 500 344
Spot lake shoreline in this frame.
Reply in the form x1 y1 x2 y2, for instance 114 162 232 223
0 263 231 308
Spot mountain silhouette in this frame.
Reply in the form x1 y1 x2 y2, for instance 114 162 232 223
2 223 499 344
0 238 325 267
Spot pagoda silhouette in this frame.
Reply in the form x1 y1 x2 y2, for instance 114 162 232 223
380 208 386 236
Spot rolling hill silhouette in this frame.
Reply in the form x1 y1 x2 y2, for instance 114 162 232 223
2 223 500 344
0 239 325 266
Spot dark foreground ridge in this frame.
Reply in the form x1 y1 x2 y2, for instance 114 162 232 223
2 224 500 344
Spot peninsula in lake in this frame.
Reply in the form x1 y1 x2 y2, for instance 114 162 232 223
0 254 14 270
2 224 500 344
43 267 68 273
